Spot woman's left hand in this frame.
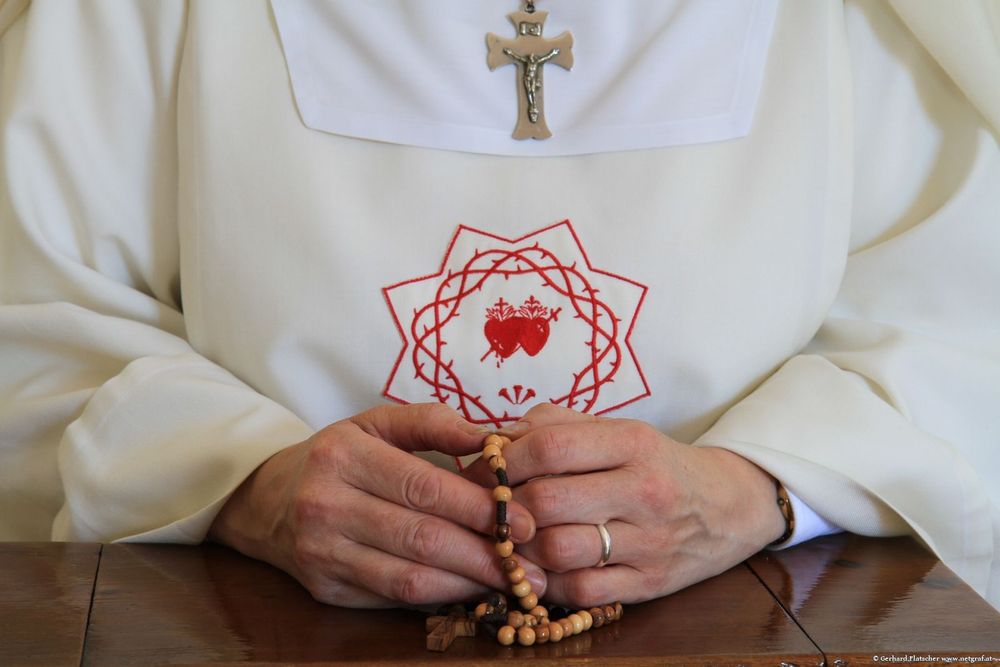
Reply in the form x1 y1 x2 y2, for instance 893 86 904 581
463 403 787 608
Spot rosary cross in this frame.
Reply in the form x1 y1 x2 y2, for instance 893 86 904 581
425 608 476 652
486 7 574 140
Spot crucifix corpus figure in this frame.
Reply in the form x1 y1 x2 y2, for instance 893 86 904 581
486 10 573 140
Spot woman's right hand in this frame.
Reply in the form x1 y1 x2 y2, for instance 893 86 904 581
209 403 545 608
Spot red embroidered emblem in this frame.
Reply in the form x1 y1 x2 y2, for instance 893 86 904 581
483 296 561 364
383 221 649 426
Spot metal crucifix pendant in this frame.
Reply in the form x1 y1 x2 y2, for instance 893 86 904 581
486 5 573 141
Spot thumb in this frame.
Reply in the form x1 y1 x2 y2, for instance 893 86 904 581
350 402 491 456
498 402 599 438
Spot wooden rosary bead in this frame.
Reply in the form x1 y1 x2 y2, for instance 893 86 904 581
427 431 626 651
497 625 516 646
507 566 526 584
487 592 508 614
494 522 511 541
511 579 532 598
482 443 503 461
495 540 514 557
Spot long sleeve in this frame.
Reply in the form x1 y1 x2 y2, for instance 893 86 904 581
697 0 1000 608
4 1 998 621
0 0 312 542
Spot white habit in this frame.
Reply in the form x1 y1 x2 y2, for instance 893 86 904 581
0 0 998 609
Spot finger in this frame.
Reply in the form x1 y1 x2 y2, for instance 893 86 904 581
333 540 490 607
487 420 642 486
498 402 599 439
341 489 547 596
335 430 536 542
301 571 396 609
514 470 633 527
281 519 405 608
543 565 643 608
349 402 488 456
516 520 641 573
464 404 599 485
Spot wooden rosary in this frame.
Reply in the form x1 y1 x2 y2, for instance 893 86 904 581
427 433 623 651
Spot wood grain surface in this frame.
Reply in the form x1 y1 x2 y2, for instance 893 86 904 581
82 543 820 666
748 533 1000 664
5 537 998 666
0 542 100 667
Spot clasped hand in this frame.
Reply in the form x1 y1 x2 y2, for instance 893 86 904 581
465 403 786 607
210 403 784 609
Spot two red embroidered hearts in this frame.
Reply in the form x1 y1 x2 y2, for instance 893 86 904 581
483 296 561 361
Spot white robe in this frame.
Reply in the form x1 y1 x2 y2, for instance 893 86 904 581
0 0 997 609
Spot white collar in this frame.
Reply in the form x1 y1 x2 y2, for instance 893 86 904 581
271 0 778 156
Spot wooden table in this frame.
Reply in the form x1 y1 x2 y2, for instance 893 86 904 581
2 534 998 666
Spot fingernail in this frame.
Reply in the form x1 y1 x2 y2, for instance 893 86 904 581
526 568 546 595
457 419 492 436
498 420 529 436
509 511 533 542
